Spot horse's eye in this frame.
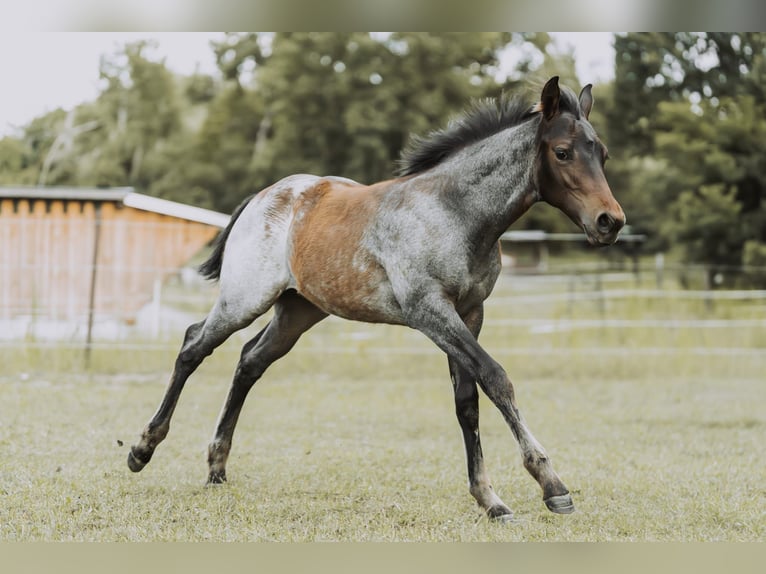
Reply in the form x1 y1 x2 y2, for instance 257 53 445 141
554 148 570 161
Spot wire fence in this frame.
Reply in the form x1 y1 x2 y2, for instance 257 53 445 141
1 258 765 368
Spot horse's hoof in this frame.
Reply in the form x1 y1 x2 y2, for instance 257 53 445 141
487 504 514 522
544 493 575 514
127 448 149 473
493 512 518 524
206 471 227 485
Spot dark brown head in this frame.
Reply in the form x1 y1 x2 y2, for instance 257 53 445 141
535 76 625 245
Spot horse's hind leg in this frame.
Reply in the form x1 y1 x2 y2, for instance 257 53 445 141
128 300 263 473
207 290 327 484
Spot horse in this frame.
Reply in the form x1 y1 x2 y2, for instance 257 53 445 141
127 76 625 522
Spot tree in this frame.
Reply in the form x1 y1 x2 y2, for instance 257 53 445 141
0 137 28 184
92 40 182 188
657 94 766 283
606 33 766 277
14 109 73 186
177 81 265 212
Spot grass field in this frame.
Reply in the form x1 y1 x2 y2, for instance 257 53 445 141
1 267 764 541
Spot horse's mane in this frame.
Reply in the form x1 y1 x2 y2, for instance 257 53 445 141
396 94 540 177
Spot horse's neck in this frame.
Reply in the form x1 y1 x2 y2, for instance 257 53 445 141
434 121 539 250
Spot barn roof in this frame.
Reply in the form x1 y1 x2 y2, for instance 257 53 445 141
0 186 230 228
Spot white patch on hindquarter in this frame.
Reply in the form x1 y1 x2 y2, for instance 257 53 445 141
216 175 326 319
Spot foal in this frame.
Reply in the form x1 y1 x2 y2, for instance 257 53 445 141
128 76 624 521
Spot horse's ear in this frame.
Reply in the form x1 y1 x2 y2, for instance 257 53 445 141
579 84 593 120
540 76 560 121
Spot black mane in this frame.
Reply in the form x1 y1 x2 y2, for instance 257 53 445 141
396 94 539 177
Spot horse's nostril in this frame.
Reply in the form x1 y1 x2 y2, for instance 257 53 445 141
597 213 613 232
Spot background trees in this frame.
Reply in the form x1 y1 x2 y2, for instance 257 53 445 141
1 32 764 284
606 33 766 284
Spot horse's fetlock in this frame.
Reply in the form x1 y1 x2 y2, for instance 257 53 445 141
525 453 548 466
208 437 230 457
146 421 169 443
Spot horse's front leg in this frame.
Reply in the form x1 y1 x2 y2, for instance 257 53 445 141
450 357 516 520
408 293 574 515
449 306 513 520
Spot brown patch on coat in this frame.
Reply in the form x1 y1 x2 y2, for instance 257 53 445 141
289 179 399 323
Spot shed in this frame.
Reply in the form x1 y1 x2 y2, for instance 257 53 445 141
0 186 229 330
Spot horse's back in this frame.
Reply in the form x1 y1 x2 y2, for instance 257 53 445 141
223 174 361 258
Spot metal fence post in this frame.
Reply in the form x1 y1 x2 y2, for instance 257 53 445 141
84 203 102 368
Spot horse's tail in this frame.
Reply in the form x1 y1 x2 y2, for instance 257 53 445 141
198 194 255 281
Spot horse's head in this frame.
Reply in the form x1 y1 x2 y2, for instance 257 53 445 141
535 76 625 246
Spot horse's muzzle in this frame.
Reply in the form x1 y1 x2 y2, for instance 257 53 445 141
598 211 625 243
587 211 625 246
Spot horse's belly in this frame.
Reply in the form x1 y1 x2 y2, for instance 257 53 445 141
293 257 405 325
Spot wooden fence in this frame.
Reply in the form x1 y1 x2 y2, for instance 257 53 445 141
0 198 219 326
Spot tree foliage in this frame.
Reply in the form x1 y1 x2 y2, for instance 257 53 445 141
606 33 766 282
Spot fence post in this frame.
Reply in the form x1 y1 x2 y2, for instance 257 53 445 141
655 252 664 290
704 267 714 312
84 203 102 368
595 272 605 317
568 273 576 316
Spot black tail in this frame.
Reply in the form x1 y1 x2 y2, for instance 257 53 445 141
198 194 256 281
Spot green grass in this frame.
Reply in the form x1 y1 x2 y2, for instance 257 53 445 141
1 371 763 541
1 269 764 541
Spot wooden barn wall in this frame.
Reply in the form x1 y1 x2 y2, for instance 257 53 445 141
0 198 219 323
